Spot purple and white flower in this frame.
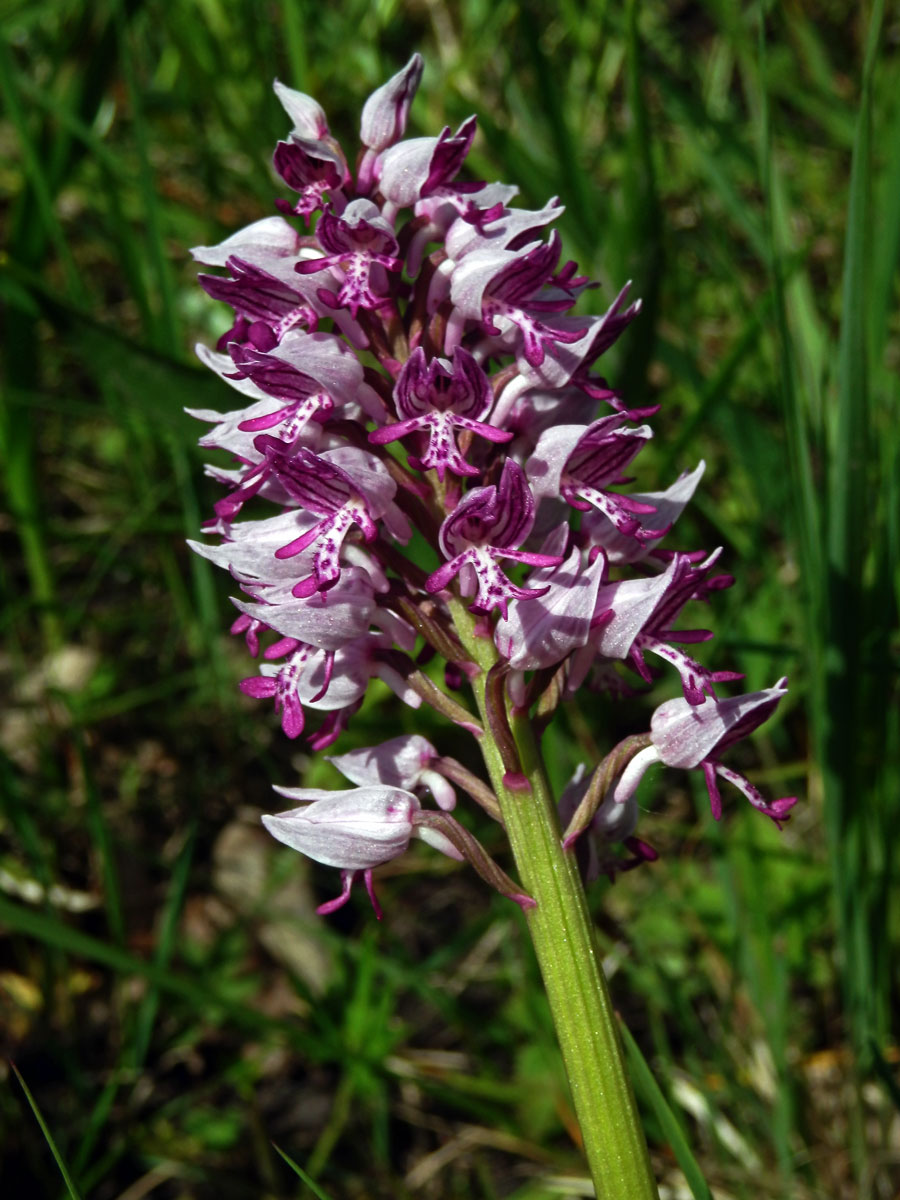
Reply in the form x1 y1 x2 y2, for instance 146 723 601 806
611 680 797 826
369 346 511 480
263 785 428 917
328 733 456 811
426 460 563 618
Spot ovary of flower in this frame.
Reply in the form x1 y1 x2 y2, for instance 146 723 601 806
558 764 643 883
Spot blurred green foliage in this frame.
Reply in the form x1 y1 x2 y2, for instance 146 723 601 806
0 1 897 1197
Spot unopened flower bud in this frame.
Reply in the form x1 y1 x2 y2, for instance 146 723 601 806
360 53 423 152
264 785 419 869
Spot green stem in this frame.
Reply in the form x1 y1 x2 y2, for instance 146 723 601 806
449 601 657 1199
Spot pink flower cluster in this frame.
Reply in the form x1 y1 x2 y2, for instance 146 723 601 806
190 57 795 914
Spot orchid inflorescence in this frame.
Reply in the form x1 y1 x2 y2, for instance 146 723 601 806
189 55 795 917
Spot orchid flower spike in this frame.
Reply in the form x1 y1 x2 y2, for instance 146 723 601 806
189 57 795 917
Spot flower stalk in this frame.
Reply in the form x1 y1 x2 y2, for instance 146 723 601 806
453 599 658 1197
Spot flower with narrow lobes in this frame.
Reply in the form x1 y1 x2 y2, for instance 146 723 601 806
189 53 794 918
634 678 797 824
527 416 664 540
295 199 403 318
189 54 797 1200
425 459 564 618
368 346 512 481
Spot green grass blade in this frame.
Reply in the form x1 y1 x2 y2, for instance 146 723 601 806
69 827 199 1177
10 1062 84 1200
651 72 768 262
823 0 885 1069
755 13 823 592
618 1022 713 1200
110 0 179 355
281 0 309 89
618 0 663 410
517 14 597 256
272 1143 336 1200
0 42 84 302
132 823 197 1068
870 90 900 368
829 0 881 576
73 728 125 945
10 68 157 334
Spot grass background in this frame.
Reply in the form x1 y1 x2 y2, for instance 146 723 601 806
1 0 898 1196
